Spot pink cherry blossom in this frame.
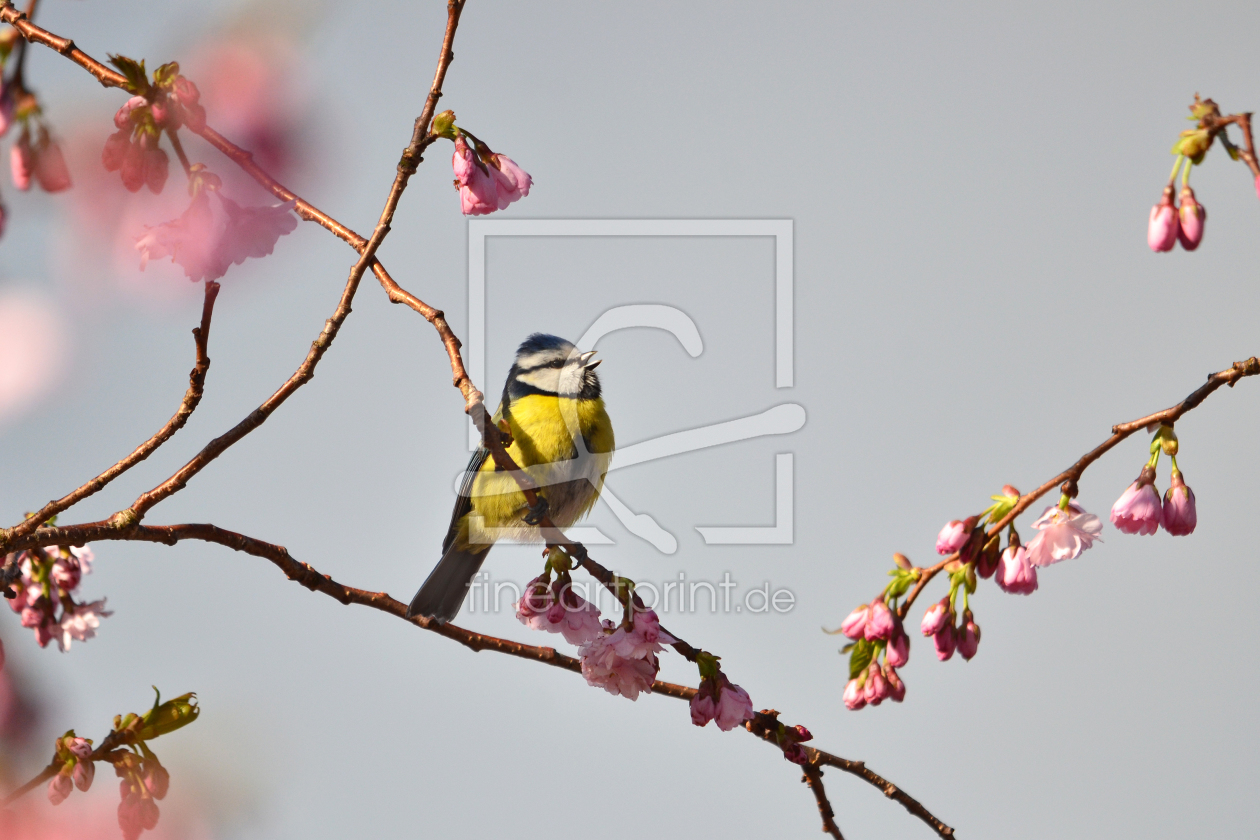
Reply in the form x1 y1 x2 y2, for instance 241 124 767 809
65 737 93 758
1162 469 1197 536
136 192 297 283
714 681 755 731
34 140 71 192
578 620 664 701
920 598 950 636
72 757 95 792
995 545 1038 595
488 154 532 209
114 96 147 130
864 598 895 641
1025 502 1103 567
1177 186 1206 250
514 576 603 645
886 627 909 667
47 772 73 805
885 666 906 702
452 136 499 216
936 520 969 554
120 138 146 192
690 690 716 726
843 677 866 710
1111 478 1162 535
934 622 957 661
863 662 890 706
143 148 169 195
118 790 145 840
1148 187 1179 252
957 615 981 661
839 604 869 640
55 599 112 651
142 762 169 800
609 609 677 659
11 134 32 191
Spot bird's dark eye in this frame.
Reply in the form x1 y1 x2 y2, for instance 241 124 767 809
546 359 565 368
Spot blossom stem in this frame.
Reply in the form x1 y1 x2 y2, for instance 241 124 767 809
166 127 192 178
1168 154 1185 185
1181 158 1192 187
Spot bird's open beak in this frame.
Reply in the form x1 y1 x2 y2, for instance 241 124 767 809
580 350 601 369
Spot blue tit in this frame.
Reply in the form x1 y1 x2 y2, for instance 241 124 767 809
407 333 614 622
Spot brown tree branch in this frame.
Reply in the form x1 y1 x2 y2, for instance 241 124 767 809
898 356 1260 619
0 282 219 552
802 766 845 839
0 762 57 807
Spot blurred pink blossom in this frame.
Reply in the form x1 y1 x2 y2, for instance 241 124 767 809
933 622 957 661
958 615 981 660
1025 502 1103 567
920 598 950 636
56 600 111 651
843 677 865 710
863 663 890 705
0 290 69 425
11 133 32 191
886 626 909 667
886 666 906 702
72 757 96 792
47 772 72 806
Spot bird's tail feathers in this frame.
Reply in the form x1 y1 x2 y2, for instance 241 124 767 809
406 544 490 623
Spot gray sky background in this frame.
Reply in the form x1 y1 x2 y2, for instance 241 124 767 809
3 1 1260 837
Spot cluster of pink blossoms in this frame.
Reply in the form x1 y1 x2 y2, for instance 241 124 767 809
690 672 756 732
578 610 676 701
1109 426 1197 537
514 574 603 645
46 733 96 805
6 544 110 651
114 749 170 840
100 58 205 195
838 595 909 710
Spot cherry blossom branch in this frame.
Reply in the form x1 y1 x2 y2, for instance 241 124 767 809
4 517 950 836
0 281 220 553
1204 110 1260 180
0 1 484 417
897 356 1260 619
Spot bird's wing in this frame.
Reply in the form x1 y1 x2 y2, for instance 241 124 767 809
440 403 503 554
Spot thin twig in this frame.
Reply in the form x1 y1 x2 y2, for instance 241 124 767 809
0 282 219 552
898 356 1260 618
1 762 57 807
802 766 845 839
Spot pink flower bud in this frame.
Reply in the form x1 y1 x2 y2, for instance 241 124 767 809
11 134 33 191
920 598 950 636
1177 186 1206 250
783 743 809 765
72 757 95 792
934 621 957 661
143 762 169 800
864 598 895 641
47 772 72 805
102 130 130 172
995 545 1038 595
886 627 910 667
118 793 143 840
1161 469 1197 536
843 677 866 710
1148 187 1179 252
173 76 201 106
863 663 889 706
885 666 906 702
34 140 71 193
150 98 170 127
120 140 145 192
114 96 147 130
958 616 981 661
792 724 813 741
936 520 969 555
839 604 869 640
690 691 716 727
139 798 160 830
65 737 93 758
1111 469 1162 535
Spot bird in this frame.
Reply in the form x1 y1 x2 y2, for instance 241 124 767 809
407 333 614 622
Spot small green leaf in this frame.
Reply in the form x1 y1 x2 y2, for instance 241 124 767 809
108 54 150 95
153 61 180 88
848 639 873 680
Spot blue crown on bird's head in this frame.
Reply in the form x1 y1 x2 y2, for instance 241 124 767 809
516 333 575 358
